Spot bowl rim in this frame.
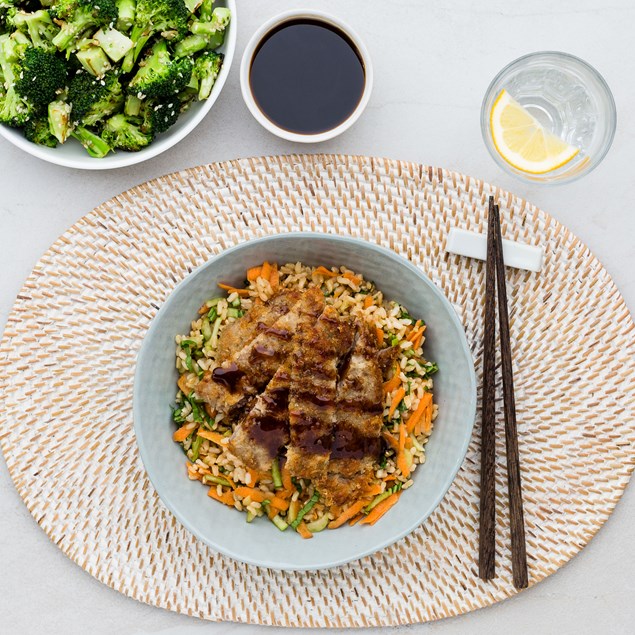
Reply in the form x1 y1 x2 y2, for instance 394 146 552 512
0 0 237 170
133 232 477 570
239 9 374 144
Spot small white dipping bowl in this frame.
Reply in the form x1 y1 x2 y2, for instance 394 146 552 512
240 10 373 143
0 0 236 170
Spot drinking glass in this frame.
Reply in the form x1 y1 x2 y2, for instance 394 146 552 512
481 51 616 184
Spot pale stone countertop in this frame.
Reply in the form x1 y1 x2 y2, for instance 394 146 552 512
1 1 633 633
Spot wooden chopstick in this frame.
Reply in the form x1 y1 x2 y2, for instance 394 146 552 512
492 203 529 590
478 196 497 580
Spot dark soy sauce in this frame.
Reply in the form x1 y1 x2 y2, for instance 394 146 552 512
249 19 365 134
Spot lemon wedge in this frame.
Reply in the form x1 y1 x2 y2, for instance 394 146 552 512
490 89 579 174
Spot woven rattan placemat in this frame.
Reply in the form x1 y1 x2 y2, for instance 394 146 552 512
1 155 634 627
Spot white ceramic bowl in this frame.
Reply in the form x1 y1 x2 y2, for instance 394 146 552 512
240 10 373 143
134 233 477 570
0 0 236 170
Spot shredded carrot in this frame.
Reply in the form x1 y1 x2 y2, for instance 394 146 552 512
376 327 384 345
261 261 272 281
342 271 362 284
218 471 236 489
397 447 412 478
349 514 363 526
269 263 279 289
365 483 383 496
397 420 411 477
388 387 406 418
314 266 337 277
406 392 433 435
359 492 402 525
328 500 367 529
383 373 401 395
269 496 290 512
363 295 374 309
246 468 262 486
383 474 397 482
173 424 193 442
412 326 427 350
177 374 192 395
233 487 289 511
406 320 422 341
196 429 226 445
398 420 406 452
207 487 235 506
247 266 262 282
218 283 250 296
382 431 400 452
296 522 313 539
423 402 433 435
281 467 293 491
267 506 278 520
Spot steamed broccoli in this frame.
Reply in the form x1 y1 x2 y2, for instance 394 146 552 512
0 0 229 157
102 112 151 150
121 0 188 71
11 10 59 50
70 123 111 157
0 33 33 126
115 0 135 31
193 49 221 100
48 98 72 141
24 113 57 146
51 0 118 51
140 97 179 135
127 38 192 99
189 5 229 48
2 30 30 61
14 47 67 110
67 70 123 125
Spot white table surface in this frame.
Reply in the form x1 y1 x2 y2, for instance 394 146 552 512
1 1 634 633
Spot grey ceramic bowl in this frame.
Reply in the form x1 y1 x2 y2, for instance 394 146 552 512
134 233 476 570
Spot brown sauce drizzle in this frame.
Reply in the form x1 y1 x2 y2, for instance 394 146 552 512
249 414 289 458
211 363 244 391
257 322 292 340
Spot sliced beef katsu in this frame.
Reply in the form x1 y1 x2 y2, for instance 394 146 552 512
196 288 324 415
217 289 301 364
226 364 291 472
286 307 356 483
316 320 384 504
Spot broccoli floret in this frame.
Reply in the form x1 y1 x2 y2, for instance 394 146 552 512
71 124 111 157
14 47 67 111
48 98 71 141
190 6 229 38
193 49 221 100
11 10 59 50
2 30 30 62
101 112 151 150
75 42 111 76
93 27 133 62
127 39 192 99
0 83 32 126
67 70 123 125
174 33 207 59
140 97 179 134
0 34 33 125
24 114 57 146
51 0 118 51
115 0 135 31
121 0 188 71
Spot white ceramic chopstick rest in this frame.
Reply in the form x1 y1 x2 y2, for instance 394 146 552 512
446 228 543 273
